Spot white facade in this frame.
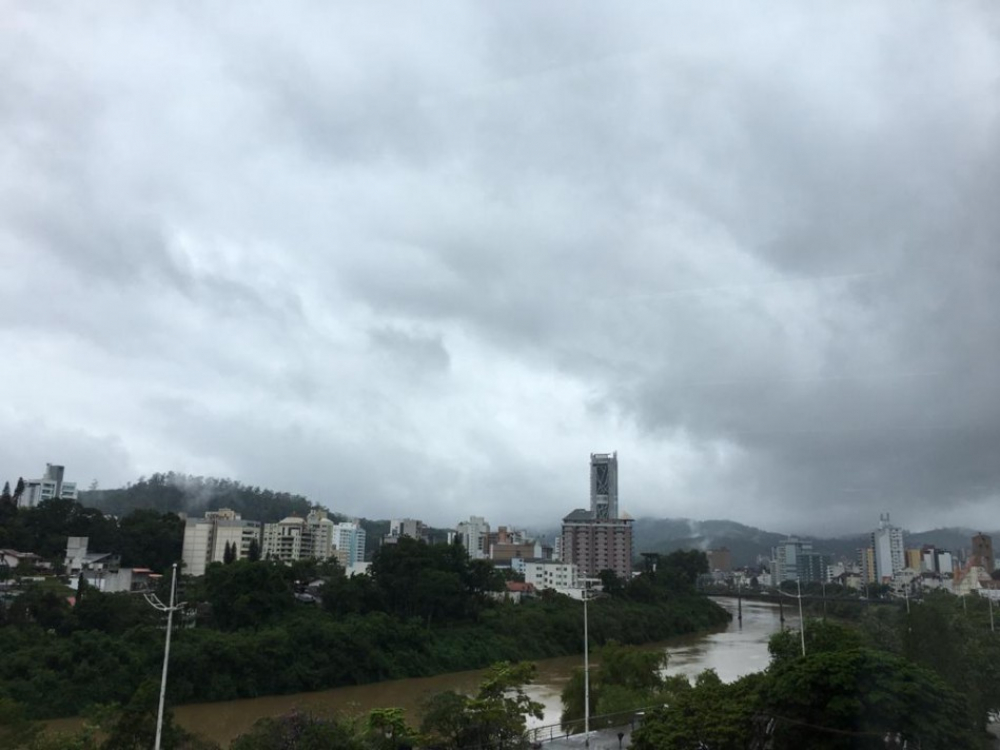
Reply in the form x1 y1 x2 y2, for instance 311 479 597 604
524 560 579 591
872 513 905 581
19 464 78 508
457 516 490 559
182 508 261 576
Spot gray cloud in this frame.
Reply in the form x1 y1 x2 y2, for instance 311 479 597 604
2 2 999 534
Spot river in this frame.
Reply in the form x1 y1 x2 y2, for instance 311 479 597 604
46 597 792 745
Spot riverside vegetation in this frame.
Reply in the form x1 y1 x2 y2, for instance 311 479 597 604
0 490 727 748
556 591 1000 749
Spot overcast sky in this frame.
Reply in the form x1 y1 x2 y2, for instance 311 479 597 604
2 3 998 535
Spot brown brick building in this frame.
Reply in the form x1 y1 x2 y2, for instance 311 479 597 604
561 509 633 580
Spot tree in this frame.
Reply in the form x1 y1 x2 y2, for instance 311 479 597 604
223 541 236 565
761 648 977 749
0 698 43 749
768 619 863 666
1 481 11 505
597 569 625 598
202 560 293 630
421 662 543 749
631 670 764 750
230 711 362 750
116 509 184 573
247 538 260 562
97 680 217 750
561 641 668 728
12 477 25 506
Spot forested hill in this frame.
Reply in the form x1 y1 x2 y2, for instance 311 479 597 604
79 472 312 522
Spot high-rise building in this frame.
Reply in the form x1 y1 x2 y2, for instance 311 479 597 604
332 521 367 565
18 463 78 508
972 533 994 573
182 508 262 576
771 538 828 584
562 511 634 579
859 546 877 583
561 451 633 579
457 516 490 559
590 452 618 520
871 513 905 582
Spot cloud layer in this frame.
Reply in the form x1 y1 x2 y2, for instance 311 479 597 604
3 2 999 534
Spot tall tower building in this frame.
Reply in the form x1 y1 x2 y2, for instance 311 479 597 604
563 451 633 579
590 452 618 520
871 513 905 582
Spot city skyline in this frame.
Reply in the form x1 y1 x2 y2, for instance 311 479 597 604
3 4 1000 535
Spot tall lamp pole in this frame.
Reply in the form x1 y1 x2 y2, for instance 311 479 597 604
144 563 185 750
797 579 805 657
583 580 591 747
779 580 806 657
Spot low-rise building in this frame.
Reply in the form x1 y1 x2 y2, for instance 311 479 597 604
65 536 119 577
523 559 579 592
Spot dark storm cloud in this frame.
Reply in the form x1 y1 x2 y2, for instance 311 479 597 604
2 2 998 533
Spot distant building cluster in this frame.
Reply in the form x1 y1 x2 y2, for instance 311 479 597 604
181 508 369 576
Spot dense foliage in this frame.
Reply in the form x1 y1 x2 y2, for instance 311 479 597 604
0 528 727 721
0 497 183 571
419 662 543 749
78 473 312 522
633 594 1000 750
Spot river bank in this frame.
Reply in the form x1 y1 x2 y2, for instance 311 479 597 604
46 597 789 746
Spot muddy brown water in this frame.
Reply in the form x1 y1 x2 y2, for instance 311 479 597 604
46 598 789 745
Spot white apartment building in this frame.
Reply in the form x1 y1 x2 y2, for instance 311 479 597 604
524 560 579 592
332 521 366 565
262 510 337 563
872 513 905 582
457 515 490 560
19 464 78 508
182 508 262 576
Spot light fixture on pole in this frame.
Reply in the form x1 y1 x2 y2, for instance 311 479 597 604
144 563 186 750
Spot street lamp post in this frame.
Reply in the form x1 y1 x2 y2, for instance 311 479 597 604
144 563 185 750
779 581 806 657
583 580 591 748
797 580 805 657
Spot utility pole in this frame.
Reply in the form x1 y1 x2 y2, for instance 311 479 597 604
144 563 185 750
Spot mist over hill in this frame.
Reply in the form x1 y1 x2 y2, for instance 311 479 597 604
77 474 995 567
631 517 999 566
